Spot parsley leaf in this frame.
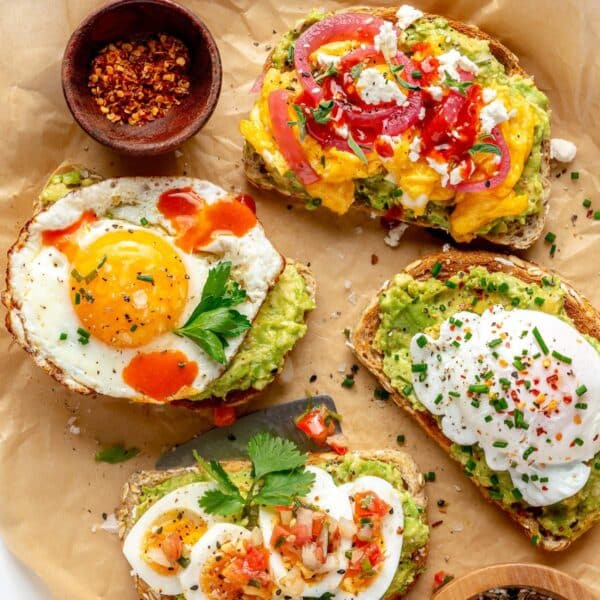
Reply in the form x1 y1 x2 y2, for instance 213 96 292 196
443 74 472 96
314 63 337 84
290 104 307 141
390 63 421 91
254 470 316 505
199 489 245 516
174 261 250 364
312 100 334 125
95 444 139 464
248 432 308 479
347 131 368 164
468 143 501 156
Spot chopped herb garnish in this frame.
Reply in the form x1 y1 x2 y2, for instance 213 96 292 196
140 217 149 226
95 444 140 464
59 332 68 340
532 327 549 355
493 440 508 448
583 198 592 208
416 334 428 348
312 100 335 125
534 296 545 306
449 391 460 398
396 434 405 445
374 388 390 400
512 488 523 500
347 131 368 164
484 415 493 422
445 280 457 289
290 104 307 141
136 274 154 284
341 376 355 389
442 74 471 95
411 363 427 373
551 350 572 364
575 385 588 397
522 446 536 460
350 63 363 80
402 384 413 396
498 282 509 293
314 63 337 84
468 143 501 157
570 171 579 180
424 471 436 482
488 338 503 348
468 384 489 394
74 292 81 305
544 232 556 243
550 244 556 257
594 211 600 220
573 437 584 446
434 394 443 405
431 261 442 278
71 268 83 282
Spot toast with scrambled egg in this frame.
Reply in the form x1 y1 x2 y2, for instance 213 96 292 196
352 250 600 550
117 450 429 600
241 6 551 249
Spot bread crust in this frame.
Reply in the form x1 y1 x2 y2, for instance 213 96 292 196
351 249 600 551
243 7 551 250
117 450 429 600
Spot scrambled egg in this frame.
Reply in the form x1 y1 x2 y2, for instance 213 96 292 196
240 43 538 239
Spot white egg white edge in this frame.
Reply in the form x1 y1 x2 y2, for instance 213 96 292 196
5 177 285 401
122 481 218 596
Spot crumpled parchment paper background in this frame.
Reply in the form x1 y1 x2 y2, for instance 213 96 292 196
0 1 598 598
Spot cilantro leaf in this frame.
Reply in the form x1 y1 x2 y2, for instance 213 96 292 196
254 470 316 506
312 100 334 125
95 444 139 464
443 74 472 96
194 453 240 494
291 104 307 141
468 143 501 156
347 131 368 165
248 432 308 479
174 262 250 363
199 489 245 516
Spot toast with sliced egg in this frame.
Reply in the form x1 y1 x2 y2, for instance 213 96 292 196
241 6 551 249
3 165 315 412
352 250 600 550
117 449 429 600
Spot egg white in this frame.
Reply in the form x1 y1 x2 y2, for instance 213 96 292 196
333 476 404 600
6 177 284 400
411 305 600 505
122 482 220 596
259 466 353 597
179 523 251 600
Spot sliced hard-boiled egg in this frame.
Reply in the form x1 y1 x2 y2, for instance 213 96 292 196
122 482 220 596
259 466 353 597
334 475 404 599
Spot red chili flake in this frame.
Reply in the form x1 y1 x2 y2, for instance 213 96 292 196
510 390 520 402
370 254 379 265
531 388 540 396
563 395 573 404
536 427 547 437
542 485 548 491
88 34 191 126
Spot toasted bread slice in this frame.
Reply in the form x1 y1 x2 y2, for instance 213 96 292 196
351 249 600 551
243 7 551 250
117 450 429 600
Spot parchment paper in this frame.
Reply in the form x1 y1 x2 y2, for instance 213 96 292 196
0 1 599 598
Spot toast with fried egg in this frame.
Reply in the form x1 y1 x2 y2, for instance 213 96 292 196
352 250 600 550
117 450 429 600
241 6 551 249
3 165 315 413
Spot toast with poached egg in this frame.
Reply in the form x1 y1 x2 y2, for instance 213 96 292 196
241 5 551 249
352 250 600 550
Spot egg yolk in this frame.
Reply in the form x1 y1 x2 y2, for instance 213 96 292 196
158 187 257 253
142 509 207 575
70 229 188 348
123 350 198 401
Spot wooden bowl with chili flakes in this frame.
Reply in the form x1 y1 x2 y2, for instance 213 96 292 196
62 0 222 156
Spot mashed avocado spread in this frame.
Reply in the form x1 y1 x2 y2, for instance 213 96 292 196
136 456 429 598
375 265 600 540
244 12 550 240
42 169 314 403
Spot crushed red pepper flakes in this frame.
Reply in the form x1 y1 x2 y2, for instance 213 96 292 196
88 34 191 126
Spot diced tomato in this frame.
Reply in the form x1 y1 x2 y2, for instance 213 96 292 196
326 433 349 455
346 542 383 575
433 570 454 590
243 544 270 575
354 491 391 518
213 405 236 427
312 512 326 538
291 523 311 546
270 524 291 550
295 406 337 446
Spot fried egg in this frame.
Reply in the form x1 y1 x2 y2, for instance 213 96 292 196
123 482 221 595
5 178 284 402
259 466 353 597
411 305 600 505
334 476 404 600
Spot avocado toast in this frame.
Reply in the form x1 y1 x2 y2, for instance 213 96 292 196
4 164 315 412
241 5 551 249
352 250 600 550
117 448 429 599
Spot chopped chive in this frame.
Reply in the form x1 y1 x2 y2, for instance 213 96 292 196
575 385 587 397
539 477 549 483
71 268 83 282
451 340 460 348
594 211 600 220
499 378 511 388
454 319 463 327
469 384 489 394
402 384 413 396
416 335 427 348
445 280 457 289
521 474 530 482
570 171 579 180
550 244 556 257
490 474 500 485
511 297 520 306
498 282 509 293
532 327 549 355
471 296 479 306
471 399 480 408
74 292 81 305
512 488 523 500
513 357 526 371
465 459 477 472
76 327 90 338
448 391 460 398
544 232 556 243
431 261 442 278
488 338 503 348
534 297 545 306
84 269 98 284
341 376 355 389
504 419 515 429
424 471 436 482
79 337 89 345
531 534 539 546
551 350 572 364
411 363 427 373
583 198 592 208
465 332 472 340
137 274 154 284
130 324 138 332
59 332 68 340
488 488 502 499
523 446 536 460
396 434 405 445
573 437 584 446
484 415 493 422
575 402 588 409
374 388 390 400
434 393 443 405
140 217 149 226
411 69 422 79
514 409 528 429
493 440 508 448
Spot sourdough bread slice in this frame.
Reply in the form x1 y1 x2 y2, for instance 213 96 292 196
243 7 551 250
117 450 429 600
351 249 600 551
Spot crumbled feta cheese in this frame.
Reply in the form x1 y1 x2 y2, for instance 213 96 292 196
374 21 398 61
550 138 577 162
409 135 422 162
384 223 409 247
395 4 424 29
437 49 480 81
67 416 80 436
482 87 497 103
356 67 407 106
418 106 426 120
315 51 341 68
426 157 450 187
479 99 511 133
442 243 451 253
335 123 349 139
449 165 465 186
426 85 443 101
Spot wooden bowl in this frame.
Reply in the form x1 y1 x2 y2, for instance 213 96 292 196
62 0 222 156
434 563 596 600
